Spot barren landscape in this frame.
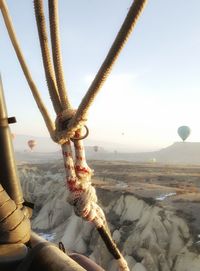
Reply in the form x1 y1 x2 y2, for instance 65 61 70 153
90 160 200 242
18 158 200 270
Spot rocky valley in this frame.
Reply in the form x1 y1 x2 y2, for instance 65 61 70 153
18 160 200 270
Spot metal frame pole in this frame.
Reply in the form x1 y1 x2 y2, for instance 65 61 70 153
0 75 24 206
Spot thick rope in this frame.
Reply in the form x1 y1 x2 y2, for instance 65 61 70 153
0 184 31 244
48 0 72 110
48 2 148 267
1 1 148 269
34 0 62 115
61 129 129 270
66 0 147 139
0 0 55 139
62 135 102 225
54 109 86 145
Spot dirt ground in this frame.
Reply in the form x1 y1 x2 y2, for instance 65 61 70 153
88 160 200 241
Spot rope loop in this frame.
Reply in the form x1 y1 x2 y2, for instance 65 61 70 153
67 185 105 228
53 108 88 144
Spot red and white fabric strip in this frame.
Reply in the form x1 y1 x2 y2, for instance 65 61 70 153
61 129 105 227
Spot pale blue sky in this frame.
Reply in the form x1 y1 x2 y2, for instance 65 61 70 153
0 1 200 151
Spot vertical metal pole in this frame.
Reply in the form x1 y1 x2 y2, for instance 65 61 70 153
0 75 24 206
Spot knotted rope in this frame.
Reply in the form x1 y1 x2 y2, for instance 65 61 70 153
62 129 105 226
1 0 147 270
64 0 147 140
0 0 147 146
61 129 129 270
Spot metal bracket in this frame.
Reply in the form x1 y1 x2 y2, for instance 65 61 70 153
0 117 16 127
8 117 17 124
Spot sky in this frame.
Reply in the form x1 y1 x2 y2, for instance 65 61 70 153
0 0 200 152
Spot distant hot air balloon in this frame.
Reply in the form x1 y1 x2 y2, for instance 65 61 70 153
93 146 99 152
28 139 36 151
177 126 191 142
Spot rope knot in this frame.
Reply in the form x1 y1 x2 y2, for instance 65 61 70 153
55 108 76 132
67 184 105 227
53 108 88 144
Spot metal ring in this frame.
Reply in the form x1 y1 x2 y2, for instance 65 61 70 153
70 125 89 142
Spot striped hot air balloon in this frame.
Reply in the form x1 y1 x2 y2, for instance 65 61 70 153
28 139 36 151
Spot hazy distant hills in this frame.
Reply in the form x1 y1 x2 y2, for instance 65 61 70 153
156 142 200 163
106 142 200 164
86 142 200 164
13 135 60 153
13 134 112 153
13 136 200 164
13 134 108 163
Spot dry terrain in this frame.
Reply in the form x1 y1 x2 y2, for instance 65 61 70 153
18 160 200 270
88 160 200 242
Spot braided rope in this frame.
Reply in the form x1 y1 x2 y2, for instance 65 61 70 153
1 0 147 146
117 258 130 271
48 0 72 110
54 115 87 145
61 128 129 270
34 0 62 115
1 1 148 269
62 131 105 227
66 0 147 138
49 0 71 110
0 0 55 139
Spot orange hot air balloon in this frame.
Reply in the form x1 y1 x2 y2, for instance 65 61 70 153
28 139 36 151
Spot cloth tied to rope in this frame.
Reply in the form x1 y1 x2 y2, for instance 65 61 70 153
62 128 105 228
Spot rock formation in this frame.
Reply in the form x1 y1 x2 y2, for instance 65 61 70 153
18 163 200 271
